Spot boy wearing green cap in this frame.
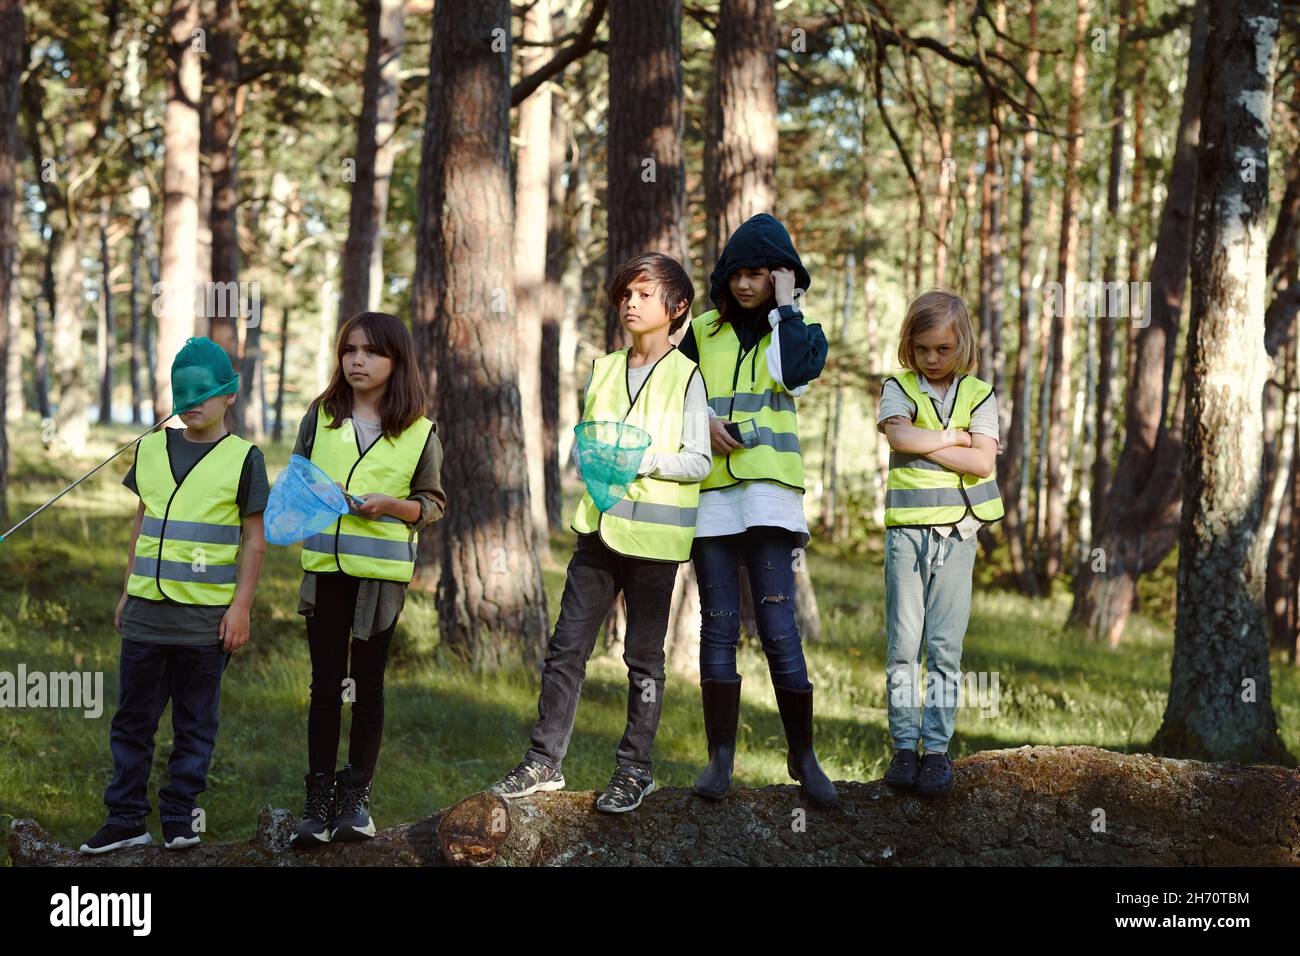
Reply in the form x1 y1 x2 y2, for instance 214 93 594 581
80 337 269 854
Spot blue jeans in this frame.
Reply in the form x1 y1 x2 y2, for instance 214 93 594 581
883 526 977 754
692 527 811 690
104 638 231 827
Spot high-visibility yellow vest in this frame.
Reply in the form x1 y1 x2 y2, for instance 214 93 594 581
127 429 253 605
301 403 435 582
884 370 1005 527
690 310 804 492
571 347 701 562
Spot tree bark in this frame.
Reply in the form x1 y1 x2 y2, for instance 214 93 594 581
999 0 1038 592
1153 0 1292 766
208 0 241 424
514 0 553 548
605 0 686 350
932 0 956 283
272 306 289 443
822 254 853 540
1066 0 1209 643
1092 0 1130 537
0 0 19 526
541 89 571 528
410 0 549 667
703 0 777 277
1042 0 1090 584
156 0 202 424
340 0 405 322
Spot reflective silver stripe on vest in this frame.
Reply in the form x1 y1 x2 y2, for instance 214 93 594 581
708 389 796 416
131 556 239 584
140 515 242 545
301 532 414 562
605 499 698 527
965 480 1001 505
752 426 800 454
884 486 970 509
889 452 949 472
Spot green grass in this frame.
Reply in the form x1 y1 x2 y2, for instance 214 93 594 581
1 414 1297 865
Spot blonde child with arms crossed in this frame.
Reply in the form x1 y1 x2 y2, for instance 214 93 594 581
876 288 1003 797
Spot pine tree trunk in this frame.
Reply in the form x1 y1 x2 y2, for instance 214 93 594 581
823 255 853 540
96 198 114 425
932 0 956 283
411 0 549 668
272 306 289 443
340 0 405 322
1153 0 1292 766
208 0 239 362
129 212 144 424
156 0 202 423
1091 1 1128 539
541 90 571 529
1066 0 1209 643
606 0 686 350
1000 0 1038 591
34 237 51 420
514 0 553 549
1042 0 1090 584
0 0 19 527
703 0 777 275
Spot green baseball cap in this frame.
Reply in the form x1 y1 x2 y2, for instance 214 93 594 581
171 336 240 416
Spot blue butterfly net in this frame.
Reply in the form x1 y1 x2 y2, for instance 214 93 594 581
264 454 350 546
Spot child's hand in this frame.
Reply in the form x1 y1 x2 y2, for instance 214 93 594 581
771 267 797 308
710 418 743 455
114 593 127 634
219 602 250 652
353 493 397 520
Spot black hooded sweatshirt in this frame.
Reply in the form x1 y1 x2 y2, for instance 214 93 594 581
678 213 828 390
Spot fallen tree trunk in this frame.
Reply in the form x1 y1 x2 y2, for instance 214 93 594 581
10 747 1299 866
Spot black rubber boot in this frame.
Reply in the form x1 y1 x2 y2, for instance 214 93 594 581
773 684 839 808
692 677 743 800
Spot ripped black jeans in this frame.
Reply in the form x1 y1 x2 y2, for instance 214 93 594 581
692 527 812 690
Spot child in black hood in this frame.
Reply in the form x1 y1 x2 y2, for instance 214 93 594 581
679 213 823 380
678 213 837 808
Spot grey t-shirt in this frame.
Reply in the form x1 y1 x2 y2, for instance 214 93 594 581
120 428 269 645
877 375 999 540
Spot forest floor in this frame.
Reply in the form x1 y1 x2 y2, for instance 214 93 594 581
2 415 1298 865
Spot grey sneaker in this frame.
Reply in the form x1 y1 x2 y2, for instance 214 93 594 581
915 753 954 796
884 748 920 789
490 758 566 798
595 767 656 814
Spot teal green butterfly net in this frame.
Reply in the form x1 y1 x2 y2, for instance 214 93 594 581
574 421 652 512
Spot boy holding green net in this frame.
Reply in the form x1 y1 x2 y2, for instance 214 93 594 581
489 253 710 813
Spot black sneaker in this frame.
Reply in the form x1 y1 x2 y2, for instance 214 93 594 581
489 758 566 798
915 752 954 796
884 748 920 789
331 765 376 842
79 823 152 855
290 771 336 848
162 820 201 850
595 766 656 814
